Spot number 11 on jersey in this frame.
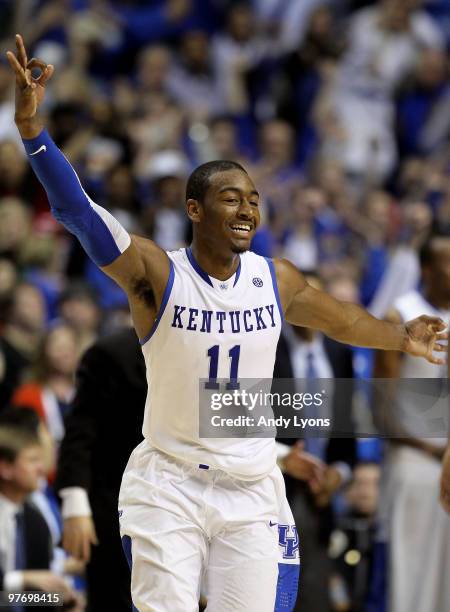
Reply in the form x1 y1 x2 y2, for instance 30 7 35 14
206 345 241 390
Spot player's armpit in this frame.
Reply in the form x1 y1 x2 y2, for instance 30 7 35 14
100 235 166 292
272 258 307 318
102 236 171 341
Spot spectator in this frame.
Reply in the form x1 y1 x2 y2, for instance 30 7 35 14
374 234 450 612
141 150 191 251
275 3 343 162
192 116 242 165
57 284 100 355
0 406 84 587
0 258 17 323
0 197 31 264
282 186 327 270
0 420 77 608
251 119 301 238
320 0 444 183
56 327 146 612
396 48 449 156
0 59 20 145
167 29 224 120
11 324 80 448
213 2 273 114
330 462 381 611
0 282 46 408
274 273 356 612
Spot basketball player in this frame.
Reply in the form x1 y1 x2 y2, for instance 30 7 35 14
442 444 450 513
440 335 450 514
374 235 450 612
7 35 447 612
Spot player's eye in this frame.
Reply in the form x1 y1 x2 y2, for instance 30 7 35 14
250 201 259 207
224 198 239 203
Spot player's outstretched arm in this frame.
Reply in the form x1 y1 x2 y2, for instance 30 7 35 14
6 35 169 338
274 258 447 364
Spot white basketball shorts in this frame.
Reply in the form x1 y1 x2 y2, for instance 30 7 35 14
118 440 300 612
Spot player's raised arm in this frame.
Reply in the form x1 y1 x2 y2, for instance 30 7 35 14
6 35 170 338
274 258 447 364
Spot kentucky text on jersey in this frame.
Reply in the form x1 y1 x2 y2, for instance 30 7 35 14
171 304 276 333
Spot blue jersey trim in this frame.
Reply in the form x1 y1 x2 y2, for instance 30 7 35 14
121 536 139 612
275 562 300 611
186 247 214 286
139 259 175 345
186 247 241 288
265 258 284 322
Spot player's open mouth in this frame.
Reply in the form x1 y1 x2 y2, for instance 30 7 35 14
230 223 252 235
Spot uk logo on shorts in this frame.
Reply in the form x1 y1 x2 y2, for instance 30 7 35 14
278 524 299 560
253 277 263 287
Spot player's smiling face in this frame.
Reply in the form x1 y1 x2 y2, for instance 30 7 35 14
195 169 261 254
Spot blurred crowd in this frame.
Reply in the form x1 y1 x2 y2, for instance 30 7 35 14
0 0 449 611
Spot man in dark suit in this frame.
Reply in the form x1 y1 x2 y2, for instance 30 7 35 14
274 319 356 612
0 422 75 609
55 327 146 612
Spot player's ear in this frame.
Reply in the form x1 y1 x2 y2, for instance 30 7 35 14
186 198 202 223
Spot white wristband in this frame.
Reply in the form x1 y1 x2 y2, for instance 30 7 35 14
4 571 24 591
60 487 92 518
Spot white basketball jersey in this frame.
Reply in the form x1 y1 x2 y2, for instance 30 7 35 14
140 248 283 480
393 290 449 446
394 291 450 379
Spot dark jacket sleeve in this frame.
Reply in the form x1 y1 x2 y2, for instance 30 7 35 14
55 329 146 497
55 343 115 492
323 337 357 468
24 502 53 571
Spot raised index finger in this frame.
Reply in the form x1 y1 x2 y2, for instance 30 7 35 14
15 34 28 70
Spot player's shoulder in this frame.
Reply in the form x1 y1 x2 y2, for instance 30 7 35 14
166 247 187 263
240 249 266 264
240 250 276 276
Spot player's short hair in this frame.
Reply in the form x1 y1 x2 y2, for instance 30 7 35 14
186 160 248 202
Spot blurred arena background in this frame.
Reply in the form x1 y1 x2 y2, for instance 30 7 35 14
0 1 449 611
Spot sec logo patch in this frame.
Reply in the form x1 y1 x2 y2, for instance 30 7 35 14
253 277 263 287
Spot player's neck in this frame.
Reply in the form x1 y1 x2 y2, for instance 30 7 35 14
190 242 240 281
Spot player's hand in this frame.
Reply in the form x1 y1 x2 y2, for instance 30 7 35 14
63 516 98 563
403 316 447 365
6 34 54 123
281 441 325 487
440 444 450 514
22 570 75 602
